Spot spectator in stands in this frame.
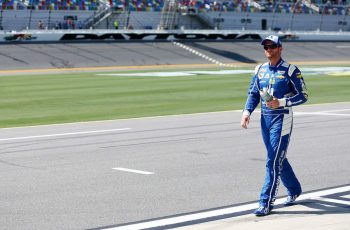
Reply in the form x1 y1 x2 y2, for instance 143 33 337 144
63 21 68 29
114 19 119 29
77 21 83 29
67 18 72 29
38 20 44 30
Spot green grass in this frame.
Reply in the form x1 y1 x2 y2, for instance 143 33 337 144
305 74 350 104
0 69 349 128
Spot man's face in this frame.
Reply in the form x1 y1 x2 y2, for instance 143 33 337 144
263 41 282 60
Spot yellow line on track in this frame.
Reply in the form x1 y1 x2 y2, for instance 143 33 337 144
1 61 350 75
0 63 229 75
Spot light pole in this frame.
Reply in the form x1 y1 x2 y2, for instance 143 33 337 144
28 0 34 29
341 5 348 31
271 1 280 31
48 8 52 29
0 9 3 30
289 0 302 31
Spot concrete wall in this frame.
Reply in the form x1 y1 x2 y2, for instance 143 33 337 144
206 12 350 32
1 10 95 31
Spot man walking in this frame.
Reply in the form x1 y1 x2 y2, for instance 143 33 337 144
241 35 308 216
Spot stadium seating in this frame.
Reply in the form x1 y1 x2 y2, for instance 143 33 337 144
0 0 349 15
0 10 95 30
28 0 99 10
0 0 99 10
0 0 349 31
109 0 164 11
0 0 26 9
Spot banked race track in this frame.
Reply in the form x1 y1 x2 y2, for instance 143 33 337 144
0 41 350 71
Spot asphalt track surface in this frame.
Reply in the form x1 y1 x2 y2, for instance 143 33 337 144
0 102 349 229
1 41 350 71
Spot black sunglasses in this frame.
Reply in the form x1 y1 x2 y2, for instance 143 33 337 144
264 44 279 50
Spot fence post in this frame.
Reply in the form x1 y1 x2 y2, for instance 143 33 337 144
0 9 3 30
28 1 33 30
341 6 347 31
271 2 279 30
48 8 52 29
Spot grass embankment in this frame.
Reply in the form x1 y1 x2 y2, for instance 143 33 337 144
0 69 349 128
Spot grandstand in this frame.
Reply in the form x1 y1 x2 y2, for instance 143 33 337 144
0 0 100 10
28 0 99 10
0 0 349 31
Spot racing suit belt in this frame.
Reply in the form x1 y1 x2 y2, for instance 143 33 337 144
261 106 291 115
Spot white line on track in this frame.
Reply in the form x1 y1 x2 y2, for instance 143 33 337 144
294 112 350 117
313 197 350 206
112 167 155 175
1 102 349 131
336 45 350 48
105 185 350 230
317 109 350 113
0 128 131 142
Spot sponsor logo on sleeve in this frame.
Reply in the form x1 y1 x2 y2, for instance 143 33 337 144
301 81 307 91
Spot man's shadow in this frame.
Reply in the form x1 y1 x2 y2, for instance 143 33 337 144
273 198 350 215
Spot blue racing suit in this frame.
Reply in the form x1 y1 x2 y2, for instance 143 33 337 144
243 58 308 209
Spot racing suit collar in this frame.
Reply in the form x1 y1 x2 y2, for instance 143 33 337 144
269 58 283 70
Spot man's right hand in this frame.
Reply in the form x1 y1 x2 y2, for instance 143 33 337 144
241 114 250 129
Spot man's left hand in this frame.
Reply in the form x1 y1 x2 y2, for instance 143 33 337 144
266 97 280 109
